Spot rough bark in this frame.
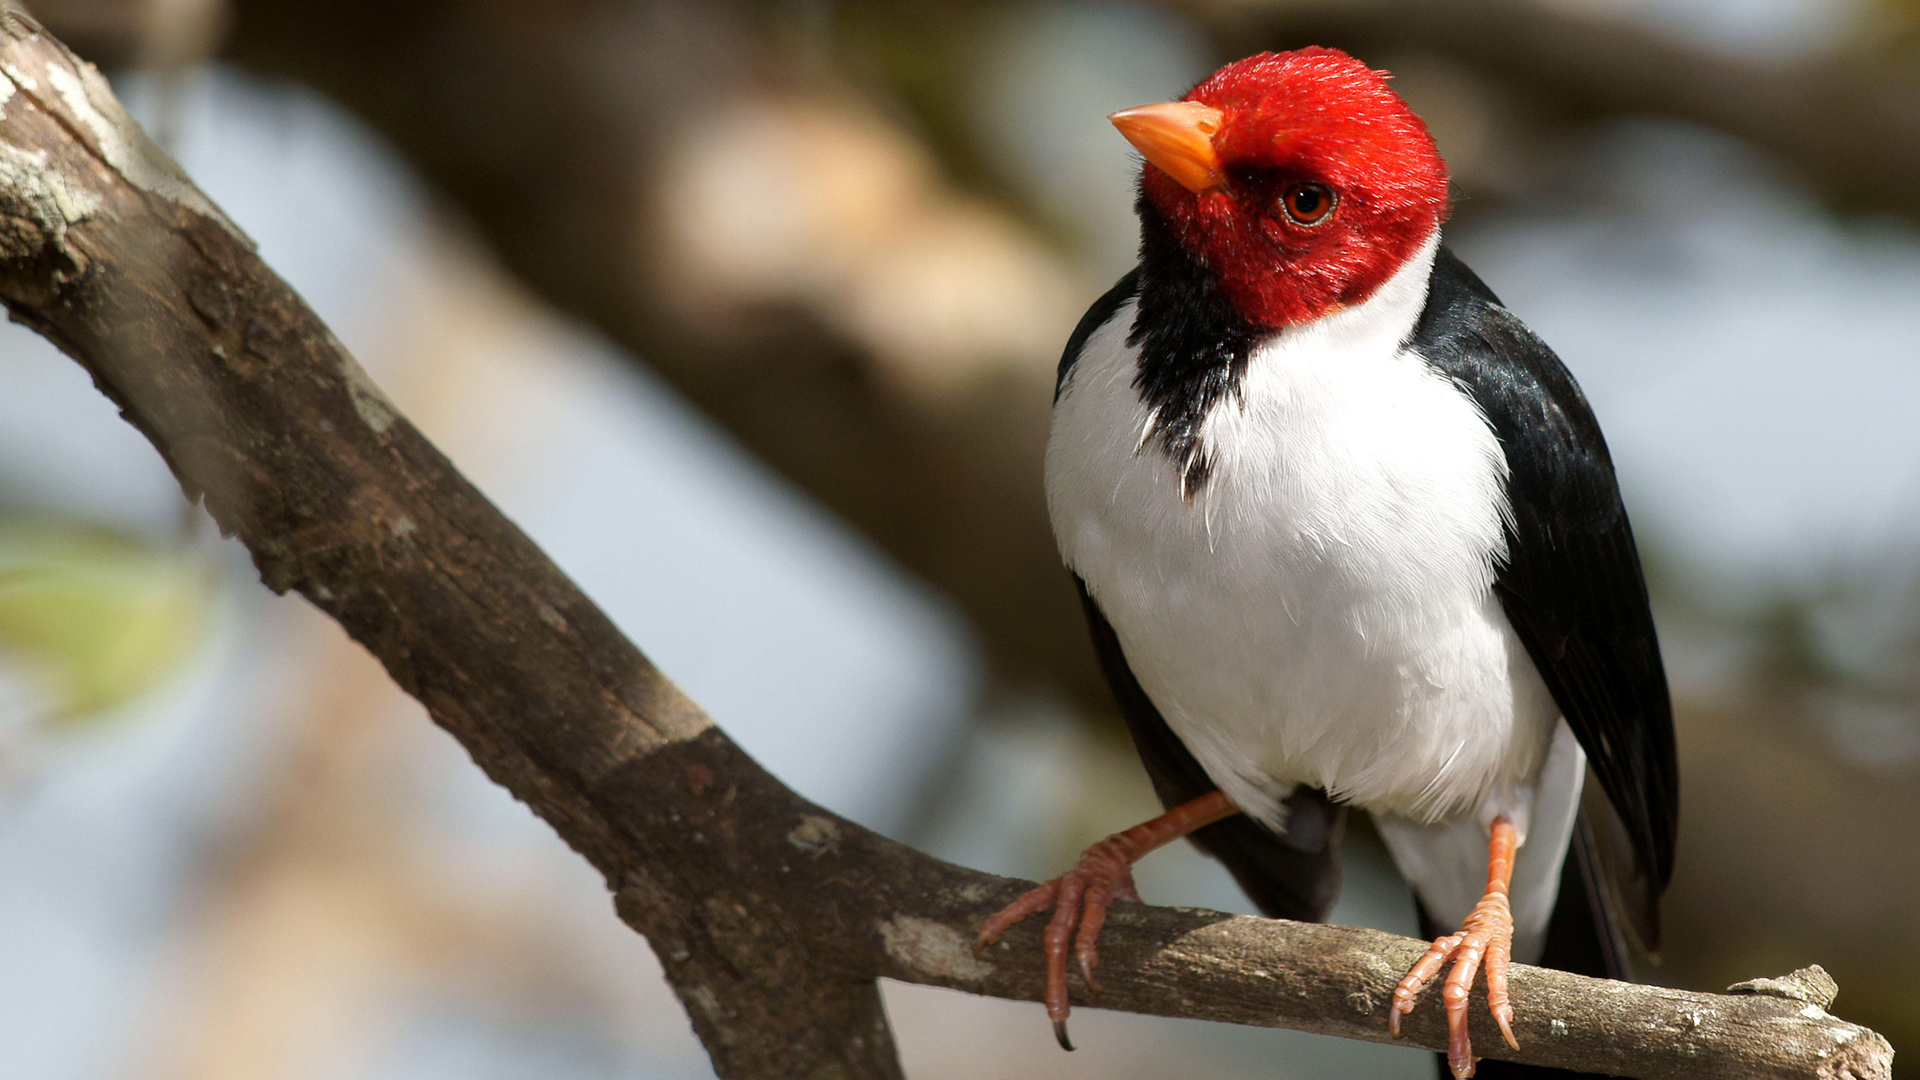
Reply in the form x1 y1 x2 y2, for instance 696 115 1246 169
0 9 1893 1079
218 0 1109 713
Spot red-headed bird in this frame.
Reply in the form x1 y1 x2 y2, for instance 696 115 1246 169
974 49 1677 1079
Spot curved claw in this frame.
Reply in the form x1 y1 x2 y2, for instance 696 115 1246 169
968 792 1239 1051
1391 896 1517 1077
1391 817 1523 1078
970 837 1141 1051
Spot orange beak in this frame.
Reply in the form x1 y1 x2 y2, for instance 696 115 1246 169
1109 101 1226 193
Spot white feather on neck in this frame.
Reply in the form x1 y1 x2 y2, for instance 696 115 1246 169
1047 231 1559 828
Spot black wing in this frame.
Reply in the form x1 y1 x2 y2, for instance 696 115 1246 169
1056 268 1140 402
1411 246 1678 947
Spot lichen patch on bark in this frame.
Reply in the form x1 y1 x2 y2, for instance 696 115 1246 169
0 59 35 92
788 815 842 856
341 356 398 434
37 59 248 242
879 915 993 984
0 137 97 235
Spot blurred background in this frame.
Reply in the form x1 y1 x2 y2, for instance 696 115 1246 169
1 0 1917 1076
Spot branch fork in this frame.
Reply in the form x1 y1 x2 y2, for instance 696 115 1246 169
0 8 1890 1078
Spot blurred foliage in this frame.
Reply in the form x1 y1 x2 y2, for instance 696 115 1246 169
0 516 212 722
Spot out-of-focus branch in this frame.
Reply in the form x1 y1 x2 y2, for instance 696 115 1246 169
208 0 1920 721
1193 0 1920 218
222 0 1110 711
0 10 1893 1079
23 0 227 69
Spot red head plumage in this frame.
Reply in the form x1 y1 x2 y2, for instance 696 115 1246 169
1113 49 1450 328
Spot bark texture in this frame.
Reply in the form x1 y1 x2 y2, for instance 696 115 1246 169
0 8 1893 1079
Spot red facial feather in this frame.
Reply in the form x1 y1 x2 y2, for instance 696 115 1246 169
1140 48 1451 329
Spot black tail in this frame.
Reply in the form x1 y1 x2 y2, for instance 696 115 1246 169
1422 810 1630 1080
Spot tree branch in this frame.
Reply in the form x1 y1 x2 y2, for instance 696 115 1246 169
221 0 1111 714
0 9 1891 1079
24 0 227 69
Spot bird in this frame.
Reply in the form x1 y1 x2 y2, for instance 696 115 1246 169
972 48 1677 1080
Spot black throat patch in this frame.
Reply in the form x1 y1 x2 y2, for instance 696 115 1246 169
1129 197 1261 497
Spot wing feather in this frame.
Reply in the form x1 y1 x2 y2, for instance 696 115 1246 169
1412 247 1678 946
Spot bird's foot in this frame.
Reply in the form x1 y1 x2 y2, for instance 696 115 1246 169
1389 889 1520 1078
971 791 1237 1051
972 834 1143 1050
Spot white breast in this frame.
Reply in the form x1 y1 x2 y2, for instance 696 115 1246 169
1047 236 1561 834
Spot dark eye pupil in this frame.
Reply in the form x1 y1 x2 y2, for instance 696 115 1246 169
1286 184 1331 223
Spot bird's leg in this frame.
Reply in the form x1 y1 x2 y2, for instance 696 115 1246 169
973 789 1239 1050
1390 816 1522 1079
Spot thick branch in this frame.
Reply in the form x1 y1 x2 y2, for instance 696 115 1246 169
222 0 1108 711
0 9 1891 1080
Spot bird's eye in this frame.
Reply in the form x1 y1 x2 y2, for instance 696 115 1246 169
1281 182 1336 226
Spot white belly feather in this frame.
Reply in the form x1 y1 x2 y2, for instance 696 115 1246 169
1047 237 1581 949
1059 235 1582 949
